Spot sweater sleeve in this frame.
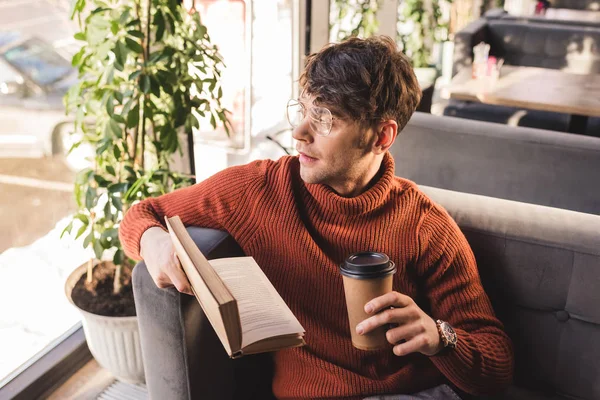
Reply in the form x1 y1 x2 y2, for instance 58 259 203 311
119 161 268 260
416 204 514 396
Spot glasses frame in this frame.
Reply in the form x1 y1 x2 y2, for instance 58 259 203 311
286 99 339 137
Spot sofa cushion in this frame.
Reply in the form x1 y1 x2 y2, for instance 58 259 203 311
443 100 571 132
421 186 600 400
488 21 600 74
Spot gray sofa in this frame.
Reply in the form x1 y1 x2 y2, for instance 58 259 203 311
448 17 600 134
132 186 600 400
394 113 600 215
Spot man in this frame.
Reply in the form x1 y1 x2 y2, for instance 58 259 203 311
120 36 514 399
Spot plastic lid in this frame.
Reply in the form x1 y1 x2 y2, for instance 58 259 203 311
339 251 396 279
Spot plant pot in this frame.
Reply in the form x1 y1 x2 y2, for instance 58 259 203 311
65 263 145 383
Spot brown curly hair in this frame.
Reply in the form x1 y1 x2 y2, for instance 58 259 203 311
299 35 421 132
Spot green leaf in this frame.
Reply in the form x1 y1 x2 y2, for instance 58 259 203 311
127 30 144 39
113 249 124 266
119 8 131 25
127 103 140 128
113 145 121 159
94 174 110 188
125 37 143 54
106 94 115 117
71 47 85 67
112 195 123 212
111 21 119 35
75 224 88 240
83 232 93 249
104 199 113 220
111 113 125 124
108 182 129 193
126 18 141 28
149 76 161 98
139 75 150 94
106 165 116 176
114 92 123 104
109 119 122 137
128 70 142 81
85 186 97 209
154 10 165 42
210 113 216 129
74 32 86 41
60 221 74 239
96 138 110 155
93 239 104 259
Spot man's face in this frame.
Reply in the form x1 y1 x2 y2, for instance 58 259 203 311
292 94 379 196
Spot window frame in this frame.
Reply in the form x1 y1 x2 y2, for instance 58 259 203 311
0 323 92 399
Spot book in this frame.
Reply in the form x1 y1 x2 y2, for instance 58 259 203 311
165 215 306 358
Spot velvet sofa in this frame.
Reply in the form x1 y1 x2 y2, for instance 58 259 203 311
132 186 600 399
448 16 600 134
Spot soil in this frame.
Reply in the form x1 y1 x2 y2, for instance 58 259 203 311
71 261 136 317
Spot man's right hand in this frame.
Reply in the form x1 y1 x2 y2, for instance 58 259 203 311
140 227 193 295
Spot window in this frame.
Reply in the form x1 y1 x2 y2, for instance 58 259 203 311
0 0 87 386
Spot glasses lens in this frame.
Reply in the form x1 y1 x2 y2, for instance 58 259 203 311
286 100 303 127
309 106 333 136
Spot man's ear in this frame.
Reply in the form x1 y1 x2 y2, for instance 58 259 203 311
372 120 398 154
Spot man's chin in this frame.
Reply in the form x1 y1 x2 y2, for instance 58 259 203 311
299 167 322 185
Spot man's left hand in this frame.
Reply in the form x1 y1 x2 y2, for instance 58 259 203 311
356 291 444 357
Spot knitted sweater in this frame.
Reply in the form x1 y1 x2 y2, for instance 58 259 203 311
120 153 514 399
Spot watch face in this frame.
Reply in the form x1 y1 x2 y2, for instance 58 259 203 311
442 322 457 346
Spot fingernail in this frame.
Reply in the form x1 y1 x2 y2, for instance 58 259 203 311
356 325 364 335
365 304 373 313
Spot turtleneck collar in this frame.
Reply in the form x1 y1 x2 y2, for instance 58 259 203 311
303 152 396 216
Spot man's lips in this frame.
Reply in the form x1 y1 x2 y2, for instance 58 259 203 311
298 152 318 164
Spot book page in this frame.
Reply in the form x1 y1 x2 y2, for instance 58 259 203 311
209 257 305 348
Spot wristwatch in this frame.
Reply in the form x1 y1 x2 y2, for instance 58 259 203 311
435 320 458 349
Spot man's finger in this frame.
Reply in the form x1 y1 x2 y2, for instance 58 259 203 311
385 321 425 345
392 336 424 357
168 253 193 295
357 306 413 335
364 291 413 314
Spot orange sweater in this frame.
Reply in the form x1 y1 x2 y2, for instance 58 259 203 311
120 153 513 399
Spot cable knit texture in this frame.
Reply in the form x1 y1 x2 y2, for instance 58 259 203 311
120 153 514 399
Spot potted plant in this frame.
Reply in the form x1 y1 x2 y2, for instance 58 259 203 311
62 0 231 383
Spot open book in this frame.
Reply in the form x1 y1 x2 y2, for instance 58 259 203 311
165 216 306 358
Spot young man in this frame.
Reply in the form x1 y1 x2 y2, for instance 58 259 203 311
120 36 514 399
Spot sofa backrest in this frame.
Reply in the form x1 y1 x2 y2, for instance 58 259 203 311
422 185 600 400
393 112 600 215
487 20 600 74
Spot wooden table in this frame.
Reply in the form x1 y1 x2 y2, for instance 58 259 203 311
447 65 600 132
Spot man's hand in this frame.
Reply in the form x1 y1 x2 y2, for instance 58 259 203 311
356 291 443 357
140 227 193 295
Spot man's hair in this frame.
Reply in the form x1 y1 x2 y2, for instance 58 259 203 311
299 36 421 132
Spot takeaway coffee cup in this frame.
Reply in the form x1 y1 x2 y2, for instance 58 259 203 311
340 252 397 350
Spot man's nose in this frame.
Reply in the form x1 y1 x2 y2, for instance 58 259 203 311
291 117 313 143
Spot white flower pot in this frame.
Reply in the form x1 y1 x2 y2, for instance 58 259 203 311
65 263 145 384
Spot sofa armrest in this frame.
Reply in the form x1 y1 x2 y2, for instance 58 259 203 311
452 17 489 77
132 227 274 400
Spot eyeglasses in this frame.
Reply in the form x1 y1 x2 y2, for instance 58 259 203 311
286 99 337 137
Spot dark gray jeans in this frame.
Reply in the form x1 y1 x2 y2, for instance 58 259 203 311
364 384 462 400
